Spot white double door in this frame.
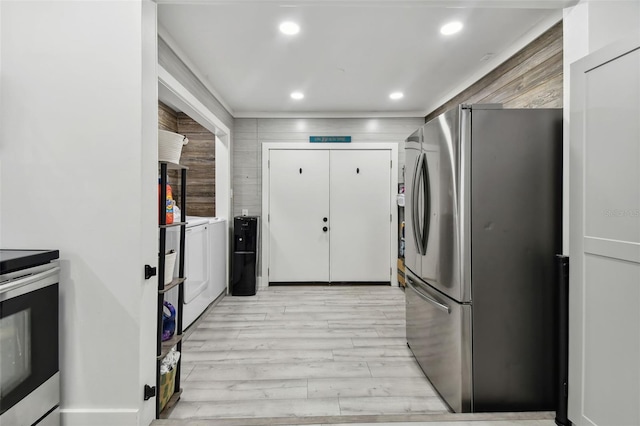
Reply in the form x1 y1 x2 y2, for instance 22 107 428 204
269 149 391 283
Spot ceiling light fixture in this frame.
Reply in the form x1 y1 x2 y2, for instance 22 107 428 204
440 21 463 36
279 22 300 35
290 91 304 100
389 92 404 100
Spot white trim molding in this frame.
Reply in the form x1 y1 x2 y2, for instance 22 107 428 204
155 1 578 8
158 26 235 116
60 409 139 426
235 111 426 119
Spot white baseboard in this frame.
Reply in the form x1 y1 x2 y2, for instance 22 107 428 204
257 276 268 291
61 408 143 426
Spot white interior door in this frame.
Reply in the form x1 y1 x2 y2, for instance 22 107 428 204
569 36 640 426
330 150 391 282
269 149 330 282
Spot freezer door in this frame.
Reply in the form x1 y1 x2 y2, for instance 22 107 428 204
420 106 469 302
405 270 472 413
469 107 561 411
403 128 422 277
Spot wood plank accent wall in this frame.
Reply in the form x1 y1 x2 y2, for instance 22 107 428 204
159 101 178 132
425 21 563 122
158 102 216 217
175 113 216 217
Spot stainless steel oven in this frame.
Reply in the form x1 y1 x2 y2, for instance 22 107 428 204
0 250 60 426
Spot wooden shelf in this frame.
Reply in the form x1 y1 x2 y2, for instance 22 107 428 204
159 222 186 229
159 161 189 170
159 277 186 294
158 334 183 360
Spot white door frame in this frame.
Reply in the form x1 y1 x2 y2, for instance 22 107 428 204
261 142 399 289
158 65 232 293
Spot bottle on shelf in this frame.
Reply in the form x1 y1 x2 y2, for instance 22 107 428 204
158 179 174 225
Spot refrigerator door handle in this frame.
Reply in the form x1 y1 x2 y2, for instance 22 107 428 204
412 153 425 255
407 276 450 314
421 152 431 254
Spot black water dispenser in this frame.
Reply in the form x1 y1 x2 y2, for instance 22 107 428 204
232 216 259 296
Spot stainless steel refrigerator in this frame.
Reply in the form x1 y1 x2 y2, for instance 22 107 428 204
404 104 562 413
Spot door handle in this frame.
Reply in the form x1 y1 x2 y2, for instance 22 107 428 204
322 226 328 232
421 153 431 254
407 277 450 313
412 153 425 255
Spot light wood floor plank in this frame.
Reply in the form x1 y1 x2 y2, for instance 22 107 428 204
180 379 308 402
169 398 341 419
186 361 372 381
197 338 354 351
166 285 451 422
307 378 439 398
338 396 449 415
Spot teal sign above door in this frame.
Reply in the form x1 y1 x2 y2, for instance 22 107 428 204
309 136 351 143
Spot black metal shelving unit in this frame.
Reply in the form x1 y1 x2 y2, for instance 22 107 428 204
156 161 188 418
397 185 406 287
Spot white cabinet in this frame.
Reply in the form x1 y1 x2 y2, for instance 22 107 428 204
569 33 640 426
267 147 393 283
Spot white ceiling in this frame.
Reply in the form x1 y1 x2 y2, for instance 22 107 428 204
157 1 574 118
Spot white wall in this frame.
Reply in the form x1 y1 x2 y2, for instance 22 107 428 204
0 2 157 425
138 1 160 424
563 1 640 424
0 1 3 241
563 0 640 255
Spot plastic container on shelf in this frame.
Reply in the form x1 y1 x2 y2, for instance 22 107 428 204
164 250 176 285
158 130 188 164
162 301 176 341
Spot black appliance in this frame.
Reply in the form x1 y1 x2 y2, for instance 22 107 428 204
232 216 259 296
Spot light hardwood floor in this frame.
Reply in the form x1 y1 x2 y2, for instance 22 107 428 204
157 285 554 425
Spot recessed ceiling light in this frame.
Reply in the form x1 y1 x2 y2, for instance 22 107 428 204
291 91 304 100
389 92 404 100
440 21 463 36
279 22 300 35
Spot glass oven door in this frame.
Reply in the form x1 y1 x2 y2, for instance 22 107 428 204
0 266 59 419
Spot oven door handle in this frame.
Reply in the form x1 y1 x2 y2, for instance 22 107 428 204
0 266 60 299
